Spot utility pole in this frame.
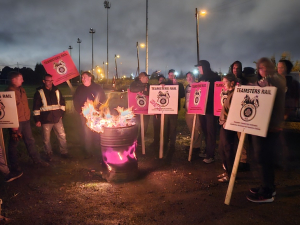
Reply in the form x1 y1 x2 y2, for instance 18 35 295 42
77 38 81 81
104 0 111 81
89 28 95 74
146 0 149 74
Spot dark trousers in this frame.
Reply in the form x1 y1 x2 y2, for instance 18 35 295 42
153 114 161 143
135 114 150 143
252 131 280 191
219 127 237 176
80 116 100 155
8 120 40 170
199 114 217 159
164 114 178 147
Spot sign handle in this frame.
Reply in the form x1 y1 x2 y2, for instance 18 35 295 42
159 114 165 159
66 80 75 94
141 114 145 154
188 114 197 161
224 132 246 205
0 129 7 165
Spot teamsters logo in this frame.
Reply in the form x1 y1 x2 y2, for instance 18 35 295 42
193 89 201 106
157 91 170 107
240 95 259 122
53 60 67 75
0 100 5 120
136 93 147 107
220 89 227 106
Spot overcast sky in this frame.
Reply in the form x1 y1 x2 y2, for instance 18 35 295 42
1 0 299 78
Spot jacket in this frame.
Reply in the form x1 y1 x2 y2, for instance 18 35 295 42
219 89 234 125
73 82 106 113
5 85 30 122
162 79 185 109
129 79 150 96
33 85 65 124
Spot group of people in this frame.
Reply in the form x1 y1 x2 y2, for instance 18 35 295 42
0 58 297 204
130 58 298 203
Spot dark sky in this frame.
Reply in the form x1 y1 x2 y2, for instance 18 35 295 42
1 0 300 77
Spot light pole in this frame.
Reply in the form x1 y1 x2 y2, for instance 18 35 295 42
104 0 111 81
89 28 95 74
136 42 146 75
77 38 81 82
114 54 119 79
195 8 206 80
146 0 149 74
68 45 73 56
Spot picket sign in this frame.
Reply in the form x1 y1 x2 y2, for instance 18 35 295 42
223 85 277 205
0 129 6 165
187 82 209 161
140 114 145 154
148 85 179 159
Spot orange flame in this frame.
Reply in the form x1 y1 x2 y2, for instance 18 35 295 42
82 99 135 133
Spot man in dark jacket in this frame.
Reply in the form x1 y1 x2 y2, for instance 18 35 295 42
162 69 185 160
73 71 106 158
33 74 69 162
129 72 150 144
196 60 221 163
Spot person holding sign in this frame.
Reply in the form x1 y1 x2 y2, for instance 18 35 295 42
33 74 69 162
129 72 150 145
73 71 106 158
247 57 286 203
6 71 49 170
196 60 221 163
161 69 185 160
217 74 238 182
184 72 202 154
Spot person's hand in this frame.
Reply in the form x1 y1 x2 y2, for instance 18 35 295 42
11 130 22 142
36 121 41 127
223 122 226 129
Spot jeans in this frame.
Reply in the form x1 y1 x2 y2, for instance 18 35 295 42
0 147 9 175
8 120 40 170
153 114 161 143
42 118 68 155
252 131 280 190
199 114 217 159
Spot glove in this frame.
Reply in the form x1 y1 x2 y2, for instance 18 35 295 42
11 130 22 142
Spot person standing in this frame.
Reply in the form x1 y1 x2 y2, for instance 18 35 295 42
0 147 23 182
6 71 49 170
129 72 150 145
229 61 242 83
247 57 286 203
73 71 106 158
184 72 202 155
195 60 221 163
162 69 185 161
33 74 69 162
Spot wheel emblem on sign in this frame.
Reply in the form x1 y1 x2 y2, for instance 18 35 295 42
53 60 67 75
220 89 228 106
240 95 259 122
136 93 147 107
194 89 201 106
0 101 5 120
157 91 170 107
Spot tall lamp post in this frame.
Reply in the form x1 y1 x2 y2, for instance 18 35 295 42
89 28 95 74
146 0 149 74
195 8 206 80
77 38 82 82
114 54 120 79
136 42 145 75
68 45 73 56
104 0 111 81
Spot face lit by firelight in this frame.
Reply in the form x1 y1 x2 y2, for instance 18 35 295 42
82 73 92 87
233 63 241 77
186 73 194 85
222 78 233 91
12 74 24 87
258 64 268 78
277 62 287 76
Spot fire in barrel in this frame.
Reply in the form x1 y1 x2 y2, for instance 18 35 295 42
82 99 138 182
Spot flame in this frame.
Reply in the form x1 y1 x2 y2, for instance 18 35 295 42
81 99 136 133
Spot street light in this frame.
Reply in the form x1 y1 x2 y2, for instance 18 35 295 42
104 0 111 81
77 38 82 82
136 42 145 76
146 0 149 74
89 28 95 74
195 8 206 80
68 45 73 56
114 54 120 79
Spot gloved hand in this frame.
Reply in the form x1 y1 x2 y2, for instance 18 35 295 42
11 130 22 141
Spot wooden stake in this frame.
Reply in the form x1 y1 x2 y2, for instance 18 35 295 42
66 80 75 94
141 114 145 154
0 129 7 165
159 114 165 159
224 132 246 205
188 114 197 161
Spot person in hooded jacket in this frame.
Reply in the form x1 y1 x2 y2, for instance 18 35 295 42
195 60 221 163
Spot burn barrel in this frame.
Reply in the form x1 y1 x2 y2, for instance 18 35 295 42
100 125 138 182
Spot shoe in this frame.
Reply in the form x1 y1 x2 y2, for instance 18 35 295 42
246 192 274 203
218 175 229 183
217 172 228 178
249 187 276 197
198 153 207 158
61 153 72 159
5 171 23 182
203 158 214 164
34 160 49 167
